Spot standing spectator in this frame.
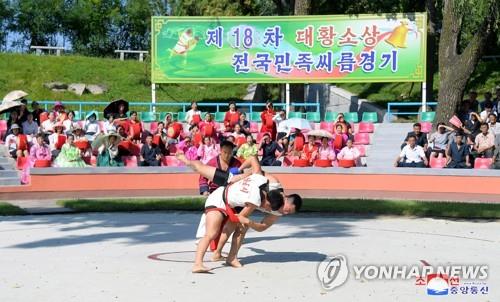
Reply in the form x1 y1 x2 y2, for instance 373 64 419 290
199 141 241 196
185 101 202 126
4 124 28 159
139 134 161 166
487 113 500 136
312 137 336 162
332 124 348 154
258 132 283 166
223 101 239 132
197 136 220 164
273 109 287 139
260 101 277 140
428 123 453 159
127 111 142 143
22 112 38 137
395 135 428 167
401 123 428 150
63 111 77 135
29 133 51 167
238 112 251 135
473 123 495 158
236 134 258 160
334 113 353 137
337 138 361 161
52 134 87 168
41 111 57 135
445 132 471 168
463 90 479 113
31 101 44 125
480 92 493 111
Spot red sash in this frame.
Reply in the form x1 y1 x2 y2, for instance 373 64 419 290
209 184 239 251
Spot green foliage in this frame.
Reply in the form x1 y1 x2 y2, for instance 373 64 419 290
171 0 273 16
0 202 26 216
0 0 12 50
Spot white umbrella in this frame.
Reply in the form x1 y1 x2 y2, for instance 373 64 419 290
3 90 28 102
307 129 334 139
279 118 312 133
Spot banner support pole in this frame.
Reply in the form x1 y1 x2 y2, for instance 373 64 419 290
285 83 290 118
151 83 157 113
421 82 427 113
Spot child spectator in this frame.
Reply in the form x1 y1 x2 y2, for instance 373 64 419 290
139 134 162 166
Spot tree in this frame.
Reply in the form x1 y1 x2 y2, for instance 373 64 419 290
0 0 13 50
435 0 499 124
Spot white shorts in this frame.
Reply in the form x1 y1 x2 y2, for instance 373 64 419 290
204 187 226 211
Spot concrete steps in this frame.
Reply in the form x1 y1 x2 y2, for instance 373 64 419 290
366 123 412 169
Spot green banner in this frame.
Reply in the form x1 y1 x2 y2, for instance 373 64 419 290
151 14 426 83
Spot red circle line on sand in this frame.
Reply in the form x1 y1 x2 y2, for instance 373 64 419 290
148 251 228 263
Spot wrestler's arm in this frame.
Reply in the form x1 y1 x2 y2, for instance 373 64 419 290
238 156 262 175
238 214 279 232
238 203 256 218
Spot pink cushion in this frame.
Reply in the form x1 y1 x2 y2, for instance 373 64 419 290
420 122 433 133
163 156 184 167
353 133 370 145
319 122 334 132
353 145 367 157
358 122 374 133
122 156 138 167
429 156 446 168
250 122 259 133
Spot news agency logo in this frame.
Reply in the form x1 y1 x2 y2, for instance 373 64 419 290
317 255 349 290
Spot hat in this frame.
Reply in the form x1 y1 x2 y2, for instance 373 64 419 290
2 90 28 103
72 124 84 133
53 101 65 110
53 122 65 130
85 111 97 120
10 124 20 130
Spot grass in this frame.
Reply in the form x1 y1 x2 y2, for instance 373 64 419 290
57 198 500 219
0 53 249 110
0 202 26 216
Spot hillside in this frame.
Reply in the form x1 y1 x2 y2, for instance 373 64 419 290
0 53 249 103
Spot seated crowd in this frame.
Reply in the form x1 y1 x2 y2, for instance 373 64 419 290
396 87 500 169
3 98 369 170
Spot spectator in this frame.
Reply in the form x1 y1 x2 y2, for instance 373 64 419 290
288 128 304 152
479 103 495 122
103 113 116 134
197 136 220 164
7 110 20 132
260 101 277 140
428 123 453 159
4 124 28 159
31 101 44 125
178 136 198 160
337 138 361 162
463 112 481 143
199 141 241 196
52 101 66 117
395 135 428 167
278 134 290 156
236 134 258 160
401 123 428 150
48 123 66 158
445 132 471 169
127 111 142 143
473 123 495 158
72 125 92 157
21 112 38 137
487 113 500 136
29 133 51 167
480 92 493 111
140 134 161 166
163 112 173 128
463 90 479 113
153 122 168 154
97 131 124 167
232 123 245 140
332 124 348 153
189 124 202 147
41 111 57 135
273 109 287 138
116 102 128 119
312 137 336 162
258 132 283 166
334 113 353 136
199 113 217 140
492 136 500 169
300 135 318 164
185 101 202 126
84 112 100 142
53 134 87 168
63 111 77 135
493 86 500 114
223 101 240 132
238 112 251 135
18 99 30 124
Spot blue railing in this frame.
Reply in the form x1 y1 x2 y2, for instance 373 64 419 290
35 100 320 115
387 102 438 117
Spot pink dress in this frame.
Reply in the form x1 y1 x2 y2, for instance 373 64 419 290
197 144 220 164
337 146 360 160
29 143 52 167
317 145 336 160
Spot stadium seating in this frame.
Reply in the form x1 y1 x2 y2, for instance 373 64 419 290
358 122 374 133
123 156 138 167
420 122 433 133
362 112 378 123
140 112 157 122
353 145 366 157
474 158 493 169
420 111 436 122
343 112 359 123
324 111 338 122
320 121 335 132
177 112 186 122
353 133 370 145
429 156 447 168
249 122 259 133
288 112 303 119
306 112 320 122
214 112 225 122
250 112 261 121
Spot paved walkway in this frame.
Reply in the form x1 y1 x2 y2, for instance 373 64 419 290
0 213 498 301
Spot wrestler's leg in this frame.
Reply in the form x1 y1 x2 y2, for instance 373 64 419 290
212 221 237 261
176 153 217 181
225 224 249 268
193 210 224 273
